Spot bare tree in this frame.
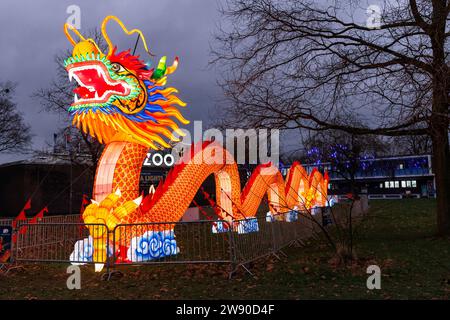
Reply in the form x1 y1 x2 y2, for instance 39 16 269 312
304 127 388 258
388 134 433 155
33 29 106 170
34 126 102 177
0 82 32 153
212 0 450 235
303 129 387 191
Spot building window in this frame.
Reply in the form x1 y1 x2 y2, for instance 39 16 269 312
401 181 406 188
399 164 404 169
394 181 399 188
385 181 390 188
412 180 417 188
389 181 394 188
406 180 411 187
379 183 383 188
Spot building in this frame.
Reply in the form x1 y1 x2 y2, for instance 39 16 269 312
0 150 220 218
290 154 436 199
0 154 93 217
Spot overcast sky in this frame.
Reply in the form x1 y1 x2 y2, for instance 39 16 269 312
0 0 227 163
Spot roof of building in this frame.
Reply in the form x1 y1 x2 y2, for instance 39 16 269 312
0 153 93 168
291 154 432 168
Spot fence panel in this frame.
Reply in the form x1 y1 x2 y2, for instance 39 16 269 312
273 220 297 250
1 214 82 228
112 220 233 265
292 215 315 242
231 216 275 265
0 218 13 226
62 214 82 223
38 214 81 224
14 222 108 265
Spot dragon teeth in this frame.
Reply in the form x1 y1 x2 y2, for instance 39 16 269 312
74 94 79 103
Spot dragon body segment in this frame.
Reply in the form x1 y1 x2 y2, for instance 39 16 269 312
64 16 328 271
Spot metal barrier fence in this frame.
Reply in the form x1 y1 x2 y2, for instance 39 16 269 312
231 217 275 266
0 218 13 226
13 223 108 267
112 221 233 266
231 213 315 268
0 214 81 227
8 210 328 276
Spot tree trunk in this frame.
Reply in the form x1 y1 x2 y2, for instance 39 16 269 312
430 67 449 236
431 123 450 236
430 1 449 236
430 44 449 236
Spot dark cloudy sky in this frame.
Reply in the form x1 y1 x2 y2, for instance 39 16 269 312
0 0 226 163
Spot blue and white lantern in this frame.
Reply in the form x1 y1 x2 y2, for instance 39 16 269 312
327 195 338 207
127 230 179 262
212 221 229 233
286 210 298 222
266 211 275 222
236 218 259 234
69 236 113 265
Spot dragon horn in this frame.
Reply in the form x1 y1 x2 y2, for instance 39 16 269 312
63 23 86 46
101 15 151 57
151 56 167 80
165 57 179 75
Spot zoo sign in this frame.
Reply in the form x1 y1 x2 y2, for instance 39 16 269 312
143 152 175 167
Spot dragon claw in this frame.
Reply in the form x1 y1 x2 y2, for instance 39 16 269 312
81 191 142 271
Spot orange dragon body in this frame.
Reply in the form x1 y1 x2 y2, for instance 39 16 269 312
64 16 328 271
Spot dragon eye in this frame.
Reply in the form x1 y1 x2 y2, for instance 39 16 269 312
111 63 125 73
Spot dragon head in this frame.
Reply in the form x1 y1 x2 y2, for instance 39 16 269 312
63 16 188 149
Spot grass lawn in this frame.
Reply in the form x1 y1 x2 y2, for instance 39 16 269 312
1 199 449 299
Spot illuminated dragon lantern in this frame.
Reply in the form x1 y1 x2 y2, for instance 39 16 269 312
64 16 328 271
